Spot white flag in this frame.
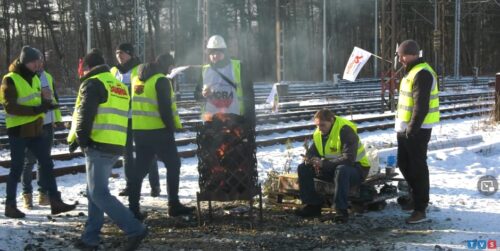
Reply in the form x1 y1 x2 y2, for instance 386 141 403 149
266 83 280 113
167 65 190 79
342 47 372 82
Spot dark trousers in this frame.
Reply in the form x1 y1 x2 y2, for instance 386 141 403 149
6 133 59 206
123 119 160 189
21 124 54 194
397 128 432 212
297 163 365 210
128 131 181 212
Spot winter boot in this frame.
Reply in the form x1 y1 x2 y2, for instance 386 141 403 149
405 210 430 224
73 239 98 251
23 193 33 209
130 208 148 222
168 200 195 217
38 192 50 206
295 204 322 218
150 186 160 197
122 228 148 251
334 209 349 224
50 197 76 215
118 187 129 196
5 204 26 218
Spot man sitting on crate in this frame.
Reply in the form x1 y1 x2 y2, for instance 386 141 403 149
295 109 370 223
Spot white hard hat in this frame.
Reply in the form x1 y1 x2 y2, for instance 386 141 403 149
207 35 227 49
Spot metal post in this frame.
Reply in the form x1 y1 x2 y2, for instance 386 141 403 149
135 0 146 62
275 0 281 83
86 0 91 53
322 0 327 83
496 73 500 121
433 0 438 73
374 0 378 78
454 0 461 79
203 0 209 64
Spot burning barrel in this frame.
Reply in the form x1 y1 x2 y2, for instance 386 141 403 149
196 113 262 222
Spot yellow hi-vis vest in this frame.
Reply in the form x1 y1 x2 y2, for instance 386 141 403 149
396 62 440 129
0 72 44 128
110 66 138 85
313 116 370 168
42 72 62 122
201 59 245 115
131 73 182 130
67 72 130 146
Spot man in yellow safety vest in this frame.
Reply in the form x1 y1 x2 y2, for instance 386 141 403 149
0 45 75 218
111 43 161 198
295 109 370 223
68 49 147 250
128 53 194 219
395 40 439 224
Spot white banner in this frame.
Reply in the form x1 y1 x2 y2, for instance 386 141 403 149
342 47 372 82
266 83 280 113
167 65 190 79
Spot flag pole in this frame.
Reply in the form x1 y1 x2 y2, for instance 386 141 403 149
370 53 392 64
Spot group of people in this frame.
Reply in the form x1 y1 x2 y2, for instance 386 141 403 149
1 36 438 249
0 34 253 250
294 39 439 225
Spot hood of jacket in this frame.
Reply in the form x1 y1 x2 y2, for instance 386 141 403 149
8 58 37 83
137 62 164 82
79 65 110 83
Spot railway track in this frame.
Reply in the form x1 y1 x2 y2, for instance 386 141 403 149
0 102 492 182
0 94 493 148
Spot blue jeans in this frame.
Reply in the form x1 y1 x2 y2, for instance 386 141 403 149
81 147 145 246
6 133 58 206
21 124 54 194
298 163 365 210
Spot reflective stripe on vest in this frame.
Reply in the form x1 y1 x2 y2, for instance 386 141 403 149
67 72 129 146
396 62 440 129
313 116 370 168
201 60 244 116
0 72 44 128
131 73 182 130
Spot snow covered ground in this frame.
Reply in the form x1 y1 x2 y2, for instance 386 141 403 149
0 114 499 250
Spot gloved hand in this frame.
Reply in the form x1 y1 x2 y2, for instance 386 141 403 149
48 103 60 110
68 141 79 153
32 103 51 114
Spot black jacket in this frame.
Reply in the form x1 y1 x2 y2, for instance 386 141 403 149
194 58 255 127
403 58 435 136
133 62 176 140
75 64 124 154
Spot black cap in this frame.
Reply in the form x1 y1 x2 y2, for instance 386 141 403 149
83 48 105 69
398 40 420 56
19 45 41 64
116 43 134 56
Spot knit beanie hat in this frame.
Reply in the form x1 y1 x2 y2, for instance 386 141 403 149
19 46 41 64
116 43 135 56
83 48 105 69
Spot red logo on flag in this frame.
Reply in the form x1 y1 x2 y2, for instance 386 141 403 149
78 58 84 77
